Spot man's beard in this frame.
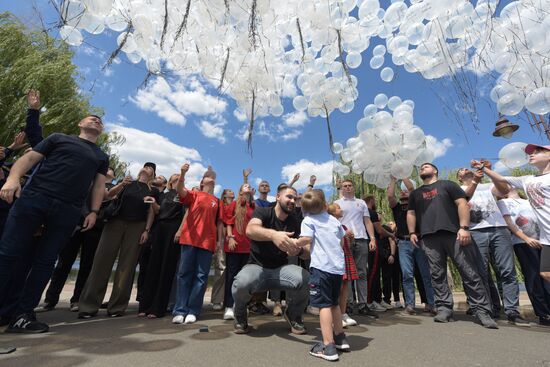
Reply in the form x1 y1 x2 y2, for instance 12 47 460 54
420 172 433 180
279 202 295 214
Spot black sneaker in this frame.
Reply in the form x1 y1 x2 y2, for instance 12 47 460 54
78 311 97 319
100 302 108 309
283 310 307 335
108 312 124 318
233 316 249 334
539 315 550 326
475 310 499 329
507 313 530 327
34 303 55 313
358 305 379 319
309 342 339 361
333 332 350 351
345 304 354 316
5 314 49 333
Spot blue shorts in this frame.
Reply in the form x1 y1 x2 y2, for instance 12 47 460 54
309 267 342 308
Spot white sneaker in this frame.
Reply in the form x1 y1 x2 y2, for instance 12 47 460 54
342 313 357 327
184 314 197 324
394 301 404 309
368 302 387 312
223 307 234 320
212 303 223 311
172 315 184 324
380 301 394 309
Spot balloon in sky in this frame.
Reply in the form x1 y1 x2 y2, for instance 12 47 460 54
499 142 529 169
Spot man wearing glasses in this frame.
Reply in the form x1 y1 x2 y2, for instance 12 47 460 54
335 180 376 316
0 114 109 333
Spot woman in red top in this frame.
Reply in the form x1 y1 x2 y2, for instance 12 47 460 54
221 183 255 320
172 164 220 325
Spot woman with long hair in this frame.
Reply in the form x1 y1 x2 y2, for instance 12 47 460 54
138 174 186 318
78 164 157 318
221 183 255 320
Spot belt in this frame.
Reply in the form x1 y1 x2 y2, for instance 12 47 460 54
397 236 410 241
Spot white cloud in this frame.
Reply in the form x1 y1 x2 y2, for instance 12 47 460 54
283 111 308 128
425 135 453 159
233 108 247 122
103 68 114 77
129 77 228 127
196 119 227 143
106 123 210 188
116 114 128 123
281 130 302 141
254 177 263 186
281 159 335 191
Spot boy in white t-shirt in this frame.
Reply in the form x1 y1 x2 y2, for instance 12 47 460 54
297 189 350 361
473 143 550 284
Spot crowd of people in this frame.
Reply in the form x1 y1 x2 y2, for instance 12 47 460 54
0 90 549 361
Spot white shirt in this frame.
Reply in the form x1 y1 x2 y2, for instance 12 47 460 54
461 183 507 230
497 198 540 245
301 212 345 275
505 174 550 246
335 196 370 239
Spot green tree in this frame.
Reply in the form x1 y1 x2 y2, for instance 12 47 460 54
0 12 127 175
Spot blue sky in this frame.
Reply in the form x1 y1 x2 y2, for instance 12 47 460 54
4 1 547 198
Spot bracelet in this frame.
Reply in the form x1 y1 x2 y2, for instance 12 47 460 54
228 235 235 239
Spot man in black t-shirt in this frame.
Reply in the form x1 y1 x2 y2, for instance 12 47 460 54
406 163 496 329
0 114 109 333
387 176 435 315
232 185 310 334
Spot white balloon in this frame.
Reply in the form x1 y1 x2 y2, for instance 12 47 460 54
346 52 362 69
380 67 394 82
387 96 402 111
390 160 413 179
332 142 344 154
293 96 308 111
369 55 385 69
497 92 525 116
374 93 388 109
363 104 378 117
524 87 550 115
499 142 529 169
357 117 374 132
372 44 386 56
59 25 83 46
414 148 435 166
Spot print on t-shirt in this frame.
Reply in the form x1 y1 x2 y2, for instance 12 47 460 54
422 188 438 200
527 182 545 209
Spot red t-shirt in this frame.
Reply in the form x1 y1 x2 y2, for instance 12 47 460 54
222 199 254 254
179 190 220 252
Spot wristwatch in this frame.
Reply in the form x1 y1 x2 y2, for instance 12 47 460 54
460 226 470 230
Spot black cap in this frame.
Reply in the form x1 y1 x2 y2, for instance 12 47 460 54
421 162 438 173
143 162 156 175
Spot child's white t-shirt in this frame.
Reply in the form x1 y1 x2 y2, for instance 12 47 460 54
505 173 550 246
301 212 345 275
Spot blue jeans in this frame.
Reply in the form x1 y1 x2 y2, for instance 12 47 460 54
0 191 80 316
471 227 519 316
173 245 213 317
398 240 435 307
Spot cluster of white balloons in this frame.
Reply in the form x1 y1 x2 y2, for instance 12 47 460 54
332 94 434 188
58 0 550 125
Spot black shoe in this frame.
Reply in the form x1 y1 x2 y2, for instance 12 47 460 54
465 308 474 316
434 309 453 323
475 310 499 329
539 315 550 326
100 302 108 309
234 316 249 334
5 314 49 333
78 312 97 319
0 315 11 327
34 303 55 313
309 342 339 361
507 312 530 327
333 332 350 351
346 304 354 316
358 305 379 319
108 312 124 318
283 310 307 335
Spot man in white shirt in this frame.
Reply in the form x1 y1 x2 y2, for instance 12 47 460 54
458 168 527 326
335 180 376 315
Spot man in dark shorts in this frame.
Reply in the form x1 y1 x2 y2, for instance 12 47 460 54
232 185 309 334
407 163 497 329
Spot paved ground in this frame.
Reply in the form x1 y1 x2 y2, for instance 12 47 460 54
1 286 549 367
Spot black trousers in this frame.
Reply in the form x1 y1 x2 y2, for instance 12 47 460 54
44 227 102 306
224 252 249 308
381 252 402 303
414 262 428 304
138 219 181 316
367 245 382 304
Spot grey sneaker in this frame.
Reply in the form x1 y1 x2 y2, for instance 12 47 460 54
507 312 530 327
404 305 416 315
433 308 453 323
284 310 307 335
333 332 350 351
475 310 499 329
309 342 339 361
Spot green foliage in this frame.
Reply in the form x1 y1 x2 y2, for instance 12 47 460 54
0 12 127 175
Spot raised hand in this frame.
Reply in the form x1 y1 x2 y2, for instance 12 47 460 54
180 163 190 174
9 132 28 151
309 175 316 186
243 167 252 178
27 89 40 110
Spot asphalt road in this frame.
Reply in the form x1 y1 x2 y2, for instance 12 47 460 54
1 302 549 367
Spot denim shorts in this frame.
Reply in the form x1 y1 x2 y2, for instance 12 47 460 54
309 267 342 308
